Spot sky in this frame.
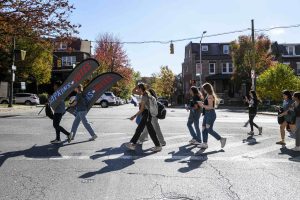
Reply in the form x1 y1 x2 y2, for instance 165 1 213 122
68 0 300 76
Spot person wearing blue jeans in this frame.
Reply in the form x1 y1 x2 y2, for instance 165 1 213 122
70 84 97 141
198 83 226 150
186 86 202 145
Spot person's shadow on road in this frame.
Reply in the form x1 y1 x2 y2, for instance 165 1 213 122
165 144 196 163
79 143 157 179
279 147 300 162
0 144 63 167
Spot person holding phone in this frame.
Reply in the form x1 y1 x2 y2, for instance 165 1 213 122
197 83 226 150
186 86 203 145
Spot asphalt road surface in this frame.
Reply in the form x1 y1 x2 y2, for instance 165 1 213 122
0 104 299 200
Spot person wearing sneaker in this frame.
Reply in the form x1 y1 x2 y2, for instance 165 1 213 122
125 83 162 152
51 81 71 144
69 84 97 141
186 86 203 145
138 88 166 146
276 90 296 145
197 83 226 150
245 90 263 136
291 92 300 151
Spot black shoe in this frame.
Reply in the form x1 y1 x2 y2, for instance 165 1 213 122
51 139 61 144
276 141 286 145
67 134 72 143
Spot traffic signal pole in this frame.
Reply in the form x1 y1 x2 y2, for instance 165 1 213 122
8 36 15 107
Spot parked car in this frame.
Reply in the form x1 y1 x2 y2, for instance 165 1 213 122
69 92 117 108
96 92 117 108
0 97 9 104
157 97 168 107
14 93 40 105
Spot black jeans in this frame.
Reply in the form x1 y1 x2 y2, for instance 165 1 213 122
249 113 259 131
130 110 160 147
53 113 70 140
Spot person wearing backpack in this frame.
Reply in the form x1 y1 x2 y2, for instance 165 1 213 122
125 83 162 152
186 86 203 145
69 84 97 141
138 88 166 146
50 81 72 144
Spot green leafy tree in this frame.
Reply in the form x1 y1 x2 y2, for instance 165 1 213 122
257 63 300 101
152 66 175 99
230 34 273 85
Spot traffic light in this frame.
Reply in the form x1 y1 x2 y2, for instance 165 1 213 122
170 42 174 54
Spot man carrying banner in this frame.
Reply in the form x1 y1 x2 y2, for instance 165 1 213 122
51 81 72 144
70 84 98 141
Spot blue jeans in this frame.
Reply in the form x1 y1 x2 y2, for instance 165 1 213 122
202 110 221 143
71 111 96 137
187 109 202 143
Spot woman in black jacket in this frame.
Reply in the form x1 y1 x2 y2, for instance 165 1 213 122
245 90 262 136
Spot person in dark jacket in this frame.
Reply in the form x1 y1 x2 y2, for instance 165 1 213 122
291 92 300 151
51 81 71 144
245 90 262 136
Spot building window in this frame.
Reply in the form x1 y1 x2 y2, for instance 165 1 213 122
286 46 295 55
297 62 300 75
222 63 233 74
223 45 229 54
202 45 208 51
58 42 68 50
209 63 215 74
62 56 76 67
283 62 290 66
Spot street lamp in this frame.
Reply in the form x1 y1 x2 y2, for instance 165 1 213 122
198 31 207 88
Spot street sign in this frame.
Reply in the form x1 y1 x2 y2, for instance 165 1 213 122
12 65 16 71
251 70 255 78
21 82 26 90
12 72 15 82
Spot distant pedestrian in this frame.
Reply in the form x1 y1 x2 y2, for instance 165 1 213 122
138 88 166 146
197 83 227 150
50 81 72 144
276 90 296 145
244 90 263 136
70 84 97 141
291 92 300 151
125 83 162 152
186 86 202 145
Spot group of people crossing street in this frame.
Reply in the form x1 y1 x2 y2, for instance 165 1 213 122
49 80 300 154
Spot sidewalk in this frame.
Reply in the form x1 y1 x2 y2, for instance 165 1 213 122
0 105 41 113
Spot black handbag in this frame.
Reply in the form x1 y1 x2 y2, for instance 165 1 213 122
45 103 54 120
277 108 284 124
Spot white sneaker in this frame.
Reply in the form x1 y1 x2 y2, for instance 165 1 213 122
247 131 254 136
220 138 227 148
125 143 136 150
150 146 162 152
258 127 263 135
198 143 208 149
193 141 202 145
291 146 300 152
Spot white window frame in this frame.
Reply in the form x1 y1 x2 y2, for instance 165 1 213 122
297 62 300 75
286 46 295 55
59 42 67 50
223 45 229 54
222 63 233 74
283 62 290 66
62 56 76 67
202 45 208 51
209 63 215 74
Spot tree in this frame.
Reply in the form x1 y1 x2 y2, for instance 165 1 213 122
230 34 273 85
152 66 175 99
94 33 134 99
256 63 300 101
0 0 80 40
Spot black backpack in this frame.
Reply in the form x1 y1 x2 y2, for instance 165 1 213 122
45 103 54 120
157 101 166 119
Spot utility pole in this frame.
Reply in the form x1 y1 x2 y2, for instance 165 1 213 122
198 31 207 87
8 36 16 107
251 19 256 91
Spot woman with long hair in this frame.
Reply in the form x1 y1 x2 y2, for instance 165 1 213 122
276 90 296 145
197 83 226 149
186 86 202 145
245 90 262 136
125 83 162 152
